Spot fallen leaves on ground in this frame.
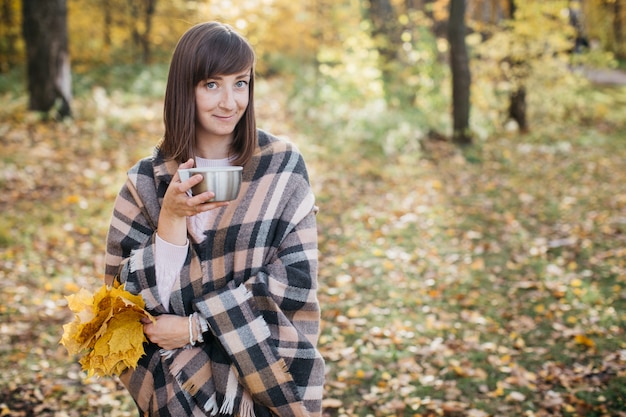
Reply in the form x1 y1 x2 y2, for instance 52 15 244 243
1 84 625 416
313 129 626 416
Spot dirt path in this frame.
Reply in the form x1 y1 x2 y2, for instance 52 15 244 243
580 67 626 85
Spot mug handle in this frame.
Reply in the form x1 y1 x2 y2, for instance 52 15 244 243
178 169 190 182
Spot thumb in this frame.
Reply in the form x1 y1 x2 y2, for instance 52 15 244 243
180 158 195 169
173 158 195 182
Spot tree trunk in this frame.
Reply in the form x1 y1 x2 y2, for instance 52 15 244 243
614 0 624 59
508 86 528 133
22 0 72 119
103 0 112 57
129 1 141 57
128 0 156 64
508 0 516 20
448 0 472 145
366 0 400 103
506 0 528 132
142 0 156 64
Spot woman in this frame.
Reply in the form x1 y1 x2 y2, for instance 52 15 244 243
104 22 324 417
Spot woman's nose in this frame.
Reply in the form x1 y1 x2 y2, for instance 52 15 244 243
219 88 235 109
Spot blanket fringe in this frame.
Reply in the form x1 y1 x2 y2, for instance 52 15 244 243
166 349 197 395
239 390 255 417
159 349 175 360
203 393 219 416
219 366 239 415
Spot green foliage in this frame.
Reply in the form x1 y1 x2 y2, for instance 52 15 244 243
582 0 626 59
286 8 451 160
72 63 169 98
471 1 574 80
68 0 194 65
0 0 22 72
570 46 619 70
391 16 449 110
467 0 623 132
0 65 24 96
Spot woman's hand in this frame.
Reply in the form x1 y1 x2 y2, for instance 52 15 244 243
142 314 193 350
158 158 229 245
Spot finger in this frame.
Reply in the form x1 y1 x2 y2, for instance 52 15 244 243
196 200 230 213
180 158 195 169
172 158 196 184
177 174 205 195
189 194 231 209
188 191 216 205
208 201 230 209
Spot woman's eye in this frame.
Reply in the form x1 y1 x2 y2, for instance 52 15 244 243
236 80 248 88
205 81 217 89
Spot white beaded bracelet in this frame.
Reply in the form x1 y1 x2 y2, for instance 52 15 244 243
188 314 196 346
195 315 203 344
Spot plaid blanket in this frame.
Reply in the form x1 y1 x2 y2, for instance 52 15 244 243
104 130 324 417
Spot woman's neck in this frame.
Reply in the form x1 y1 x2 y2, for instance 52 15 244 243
194 135 232 160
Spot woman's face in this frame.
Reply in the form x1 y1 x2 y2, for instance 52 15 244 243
194 68 251 144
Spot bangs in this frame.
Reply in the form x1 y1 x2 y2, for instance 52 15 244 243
193 32 255 83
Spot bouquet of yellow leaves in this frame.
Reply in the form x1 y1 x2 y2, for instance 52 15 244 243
60 281 155 377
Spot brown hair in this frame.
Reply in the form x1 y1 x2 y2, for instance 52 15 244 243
159 22 257 167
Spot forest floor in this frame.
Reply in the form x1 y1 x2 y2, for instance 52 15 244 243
1 79 626 416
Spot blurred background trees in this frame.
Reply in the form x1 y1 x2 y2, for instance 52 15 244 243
1 0 624 142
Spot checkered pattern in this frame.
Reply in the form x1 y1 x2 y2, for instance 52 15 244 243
105 130 324 416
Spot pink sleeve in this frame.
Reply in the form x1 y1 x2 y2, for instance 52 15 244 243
155 233 189 311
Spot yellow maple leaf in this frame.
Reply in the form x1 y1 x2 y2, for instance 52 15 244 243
61 288 96 354
574 334 595 349
61 283 154 377
66 288 94 314
60 320 84 355
81 312 147 377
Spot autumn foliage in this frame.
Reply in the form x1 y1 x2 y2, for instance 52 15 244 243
1 0 626 416
60 282 154 378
